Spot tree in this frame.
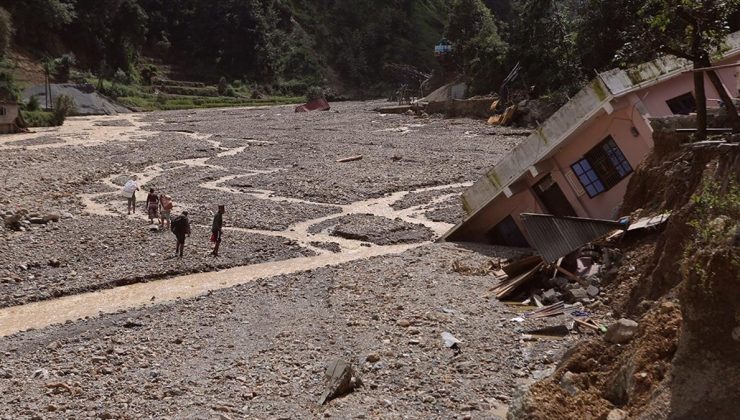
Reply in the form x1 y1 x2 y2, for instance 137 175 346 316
0 6 11 58
0 0 75 48
50 53 76 82
446 0 508 94
507 0 585 97
631 0 740 138
0 66 17 100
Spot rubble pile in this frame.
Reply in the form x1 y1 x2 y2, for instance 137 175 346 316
483 243 623 308
508 130 740 418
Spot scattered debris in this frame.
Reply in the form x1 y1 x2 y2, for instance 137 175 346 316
489 262 544 299
502 255 542 277
524 302 565 319
441 331 462 351
336 155 363 163
524 324 570 337
318 359 361 405
451 258 500 275
572 318 601 332
295 97 331 113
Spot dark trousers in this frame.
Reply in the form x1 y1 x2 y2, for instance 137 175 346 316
175 234 186 256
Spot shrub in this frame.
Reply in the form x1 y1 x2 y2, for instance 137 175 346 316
52 94 77 125
113 68 130 85
21 110 54 127
100 82 137 99
306 85 326 101
224 85 237 97
70 70 92 84
26 95 40 111
141 64 158 85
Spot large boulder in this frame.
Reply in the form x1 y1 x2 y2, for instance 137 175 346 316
605 319 639 344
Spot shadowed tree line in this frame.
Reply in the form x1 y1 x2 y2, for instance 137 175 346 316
0 0 738 101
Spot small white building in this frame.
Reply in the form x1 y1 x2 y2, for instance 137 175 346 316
0 101 21 134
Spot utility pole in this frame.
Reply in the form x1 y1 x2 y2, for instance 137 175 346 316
44 61 53 111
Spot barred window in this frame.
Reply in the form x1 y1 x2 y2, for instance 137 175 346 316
571 136 633 198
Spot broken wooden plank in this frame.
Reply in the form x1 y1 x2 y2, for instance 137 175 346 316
524 301 565 318
494 262 544 299
556 266 590 288
336 155 363 163
503 255 543 277
573 318 600 331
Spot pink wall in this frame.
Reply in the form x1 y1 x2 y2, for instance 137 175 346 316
639 55 739 116
455 188 544 242
714 55 739 98
550 105 654 219
454 105 656 243
451 56 739 245
0 104 19 125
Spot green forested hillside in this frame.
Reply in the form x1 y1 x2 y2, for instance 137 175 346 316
0 0 738 99
0 0 449 97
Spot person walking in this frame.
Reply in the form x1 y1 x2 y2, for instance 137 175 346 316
159 193 173 229
122 177 139 215
171 211 191 257
210 205 225 257
146 188 159 225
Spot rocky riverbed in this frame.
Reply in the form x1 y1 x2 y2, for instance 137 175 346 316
0 244 582 419
0 102 544 418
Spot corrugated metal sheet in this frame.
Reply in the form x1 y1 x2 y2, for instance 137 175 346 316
520 213 623 263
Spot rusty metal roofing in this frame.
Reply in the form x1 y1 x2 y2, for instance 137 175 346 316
520 213 624 263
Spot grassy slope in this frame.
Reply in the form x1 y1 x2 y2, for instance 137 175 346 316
117 94 303 112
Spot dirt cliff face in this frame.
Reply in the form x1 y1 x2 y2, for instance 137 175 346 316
670 150 740 420
509 124 740 419
671 242 740 419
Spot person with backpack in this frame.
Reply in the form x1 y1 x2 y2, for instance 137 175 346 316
122 177 139 215
171 211 191 257
159 194 173 229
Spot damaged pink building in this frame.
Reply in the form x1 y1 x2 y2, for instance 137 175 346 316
442 32 740 246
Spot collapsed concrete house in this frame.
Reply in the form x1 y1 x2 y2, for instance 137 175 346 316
0 101 22 134
442 32 740 246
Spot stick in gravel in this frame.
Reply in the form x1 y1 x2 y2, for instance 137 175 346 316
336 155 363 163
